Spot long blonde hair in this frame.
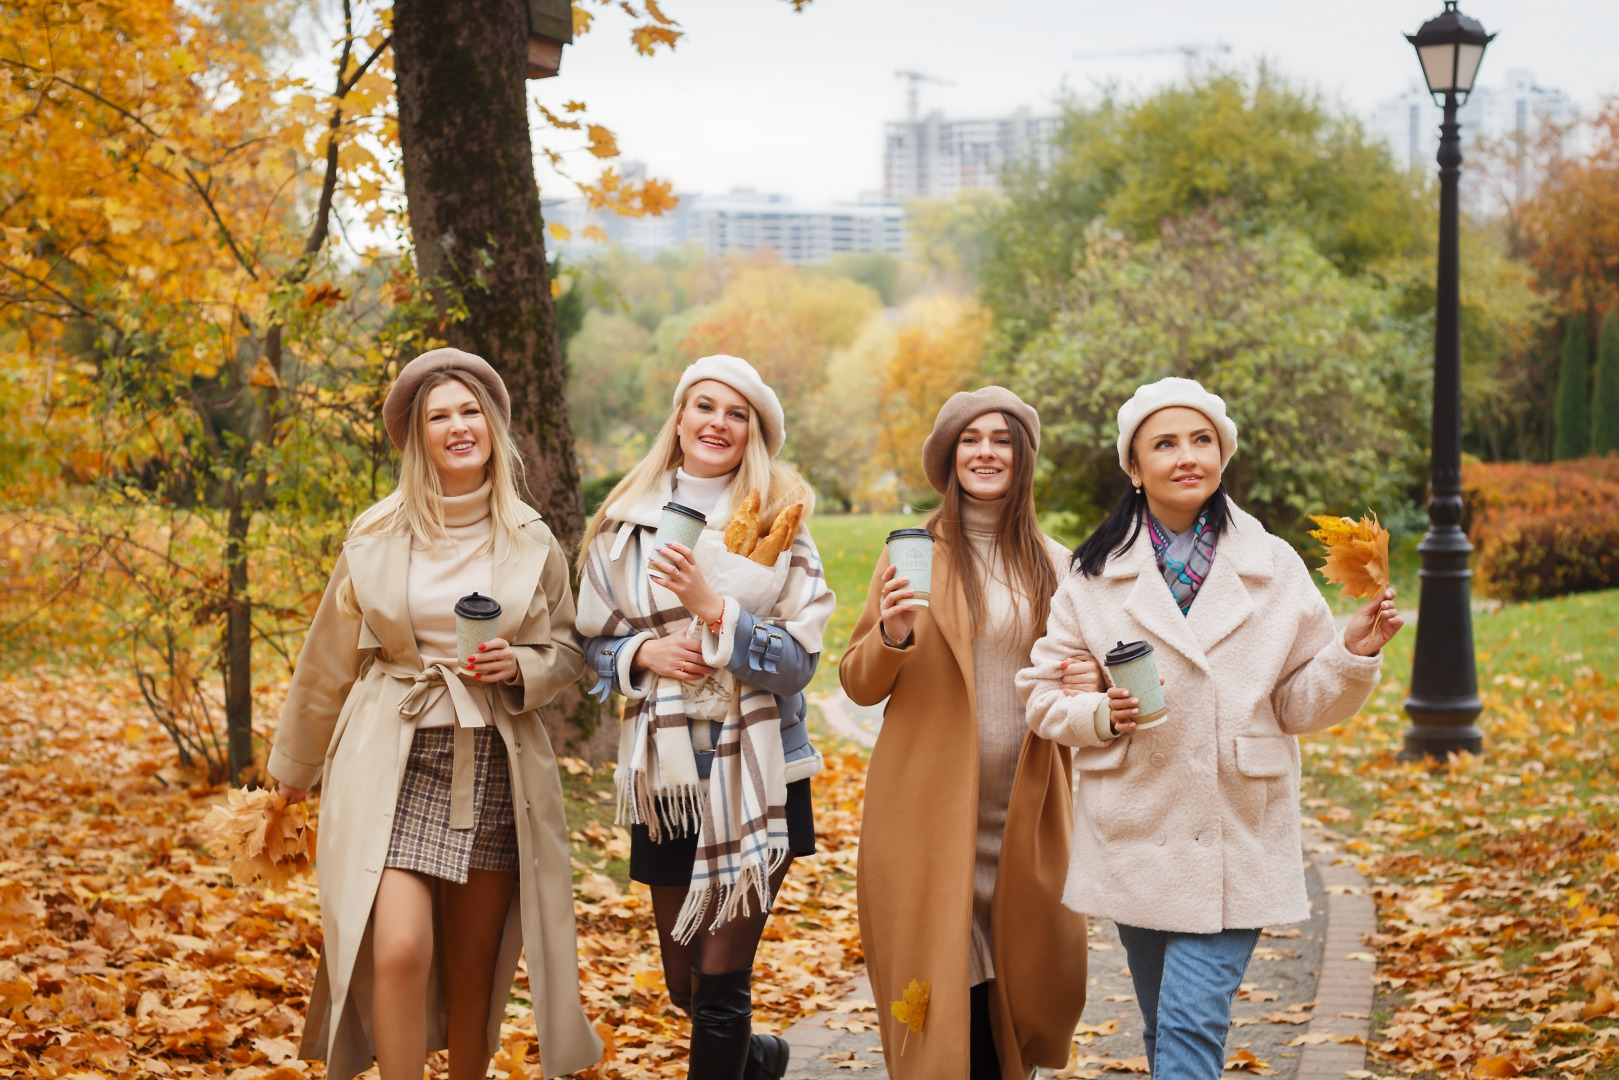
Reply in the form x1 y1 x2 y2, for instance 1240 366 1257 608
580 386 814 558
336 371 529 618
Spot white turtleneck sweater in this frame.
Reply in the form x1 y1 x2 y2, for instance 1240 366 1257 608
671 466 730 519
408 480 495 729
962 494 1069 985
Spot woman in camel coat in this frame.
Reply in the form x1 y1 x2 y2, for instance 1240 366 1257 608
269 349 601 1080
1018 377 1402 1080
841 388 1093 1080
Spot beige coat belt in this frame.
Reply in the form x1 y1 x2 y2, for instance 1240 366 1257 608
370 656 488 830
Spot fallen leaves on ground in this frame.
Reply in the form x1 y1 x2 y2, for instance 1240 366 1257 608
1303 663 1619 1079
0 669 872 1078
0 669 321 1079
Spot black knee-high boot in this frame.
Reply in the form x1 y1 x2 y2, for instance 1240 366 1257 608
687 968 790 1080
688 967 753 1080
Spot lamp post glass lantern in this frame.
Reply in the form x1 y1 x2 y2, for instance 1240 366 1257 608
1400 2 1494 760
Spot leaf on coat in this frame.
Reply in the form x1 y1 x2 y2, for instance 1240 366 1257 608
890 977 929 1053
1308 512 1391 601
201 787 316 885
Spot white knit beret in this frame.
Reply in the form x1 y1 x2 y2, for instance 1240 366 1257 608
1115 377 1239 473
672 354 786 457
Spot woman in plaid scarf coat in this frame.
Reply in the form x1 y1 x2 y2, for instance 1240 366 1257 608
578 355 834 1080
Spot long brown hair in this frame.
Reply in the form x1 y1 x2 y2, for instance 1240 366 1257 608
925 411 1057 642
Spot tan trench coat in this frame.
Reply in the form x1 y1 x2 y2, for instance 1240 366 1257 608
839 541 1088 1080
268 505 602 1080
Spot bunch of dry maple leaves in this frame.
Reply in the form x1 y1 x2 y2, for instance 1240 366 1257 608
1303 670 1619 1079
0 670 867 1079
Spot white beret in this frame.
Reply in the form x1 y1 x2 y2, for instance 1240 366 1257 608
1115 377 1239 473
672 354 786 457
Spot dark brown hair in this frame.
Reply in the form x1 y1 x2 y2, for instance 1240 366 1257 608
925 411 1058 643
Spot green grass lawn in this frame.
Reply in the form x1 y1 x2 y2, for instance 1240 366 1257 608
807 512 914 691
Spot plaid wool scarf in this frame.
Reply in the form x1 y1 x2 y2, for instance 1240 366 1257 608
577 513 831 942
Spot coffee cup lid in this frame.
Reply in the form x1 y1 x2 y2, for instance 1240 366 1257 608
886 528 933 542
1105 639 1154 665
662 502 708 524
454 592 502 621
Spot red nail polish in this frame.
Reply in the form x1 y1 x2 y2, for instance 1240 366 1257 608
478 643 487 651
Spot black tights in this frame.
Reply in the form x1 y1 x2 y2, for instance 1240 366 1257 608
970 981 1000 1080
652 858 795 999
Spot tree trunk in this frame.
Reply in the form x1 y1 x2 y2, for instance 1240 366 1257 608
393 1 612 760
224 492 254 783
392 0 583 546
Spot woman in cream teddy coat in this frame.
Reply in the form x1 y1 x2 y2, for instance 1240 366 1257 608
1018 377 1402 1080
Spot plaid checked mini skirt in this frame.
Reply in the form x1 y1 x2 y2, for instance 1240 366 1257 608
385 726 519 883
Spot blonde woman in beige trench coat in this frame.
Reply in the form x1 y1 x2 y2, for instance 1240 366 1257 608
268 349 601 1080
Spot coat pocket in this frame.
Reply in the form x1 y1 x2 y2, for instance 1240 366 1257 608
1235 735 1295 778
1234 734 1295 832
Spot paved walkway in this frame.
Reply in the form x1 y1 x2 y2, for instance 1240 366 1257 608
791 689 1378 1079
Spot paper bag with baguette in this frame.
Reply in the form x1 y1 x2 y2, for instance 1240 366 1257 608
663 491 804 719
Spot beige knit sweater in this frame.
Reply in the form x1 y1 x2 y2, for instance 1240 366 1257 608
962 494 1069 985
407 480 496 728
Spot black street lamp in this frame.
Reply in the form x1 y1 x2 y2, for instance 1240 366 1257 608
1400 2 1494 760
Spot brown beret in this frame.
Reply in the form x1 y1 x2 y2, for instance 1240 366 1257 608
921 386 1042 494
383 348 511 451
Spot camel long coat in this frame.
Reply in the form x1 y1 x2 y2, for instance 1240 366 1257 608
840 541 1088 1080
1017 502 1383 934
268 505 602 1080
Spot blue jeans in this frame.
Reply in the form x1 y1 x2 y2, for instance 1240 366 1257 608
1115 924 1261 1080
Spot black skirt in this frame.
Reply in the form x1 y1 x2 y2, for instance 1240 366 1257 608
629 778 816 887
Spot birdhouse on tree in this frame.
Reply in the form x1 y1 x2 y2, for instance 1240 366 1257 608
526 0 573 78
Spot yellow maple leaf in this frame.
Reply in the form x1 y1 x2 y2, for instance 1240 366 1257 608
890 977 929 1053
630 24 681 55
586 124 620 159
1308 512 1391 602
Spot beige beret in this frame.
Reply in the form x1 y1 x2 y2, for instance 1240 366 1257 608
921 386 1042 494
383 348 511 451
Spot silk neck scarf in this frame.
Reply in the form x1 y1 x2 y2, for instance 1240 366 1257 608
1147 510 1218 615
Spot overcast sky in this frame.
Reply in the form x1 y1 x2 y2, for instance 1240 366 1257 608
520 0 1619 205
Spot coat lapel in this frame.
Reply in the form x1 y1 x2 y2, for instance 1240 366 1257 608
1185 502 1274 654
1185 546 1254 654
1113 528 1210 674
344 531 421 668
495 507 550 644
928 541 977 706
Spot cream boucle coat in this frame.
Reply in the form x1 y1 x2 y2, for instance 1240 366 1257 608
1017 502 1382 933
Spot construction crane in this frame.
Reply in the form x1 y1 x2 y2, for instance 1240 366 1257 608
1071 43 1232 77
894 69 955 121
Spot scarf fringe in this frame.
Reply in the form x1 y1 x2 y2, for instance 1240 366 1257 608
613 767 704 843
669 843 789 945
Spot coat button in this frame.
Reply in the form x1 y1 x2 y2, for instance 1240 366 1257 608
1197 833 1214 847
1150 751 1167 767
1154 831 1167 846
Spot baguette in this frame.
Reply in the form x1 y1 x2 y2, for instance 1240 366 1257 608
723 490 762 555
748 502 803 566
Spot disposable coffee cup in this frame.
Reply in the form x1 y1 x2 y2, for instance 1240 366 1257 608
885 528 935 609
1104 640 1168 729
455 592 502 666
653 502 707 562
